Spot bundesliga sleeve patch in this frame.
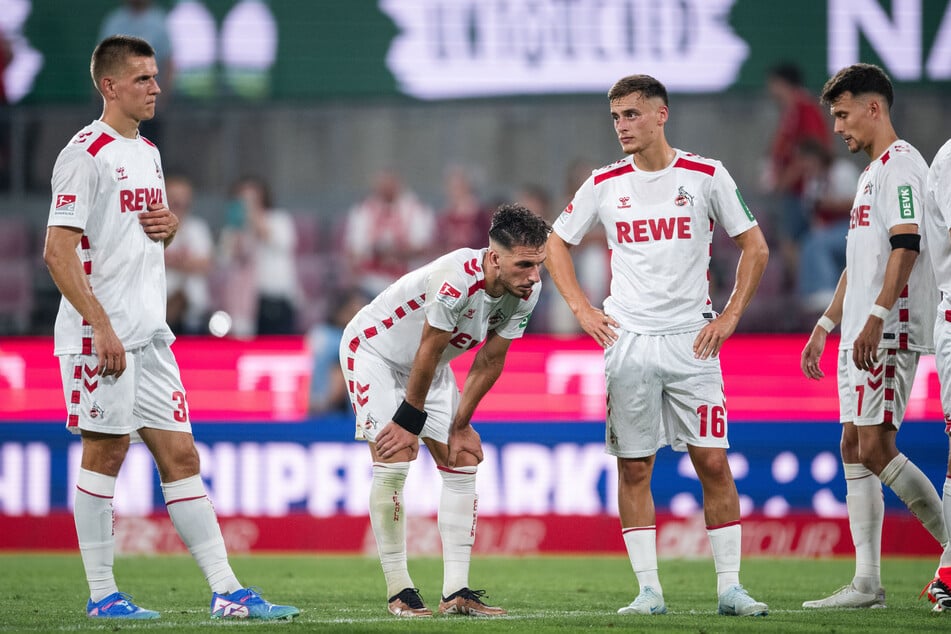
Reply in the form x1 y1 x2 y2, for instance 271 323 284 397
898 185 915 219
54 194 77 216
436 281 462 307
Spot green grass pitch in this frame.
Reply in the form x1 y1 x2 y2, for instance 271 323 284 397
1 553 948 632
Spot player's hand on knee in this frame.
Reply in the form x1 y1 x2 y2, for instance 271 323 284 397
375 422 419 460
448 424 484 468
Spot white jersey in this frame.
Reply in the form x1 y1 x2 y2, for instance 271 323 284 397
925 139 951 315
48 120 173 355
344 247 538 371
841 140 936 352
554 149 757 334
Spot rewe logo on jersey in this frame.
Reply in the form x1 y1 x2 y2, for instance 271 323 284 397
119 188 164 213
616 217 692 243
850 204 871 229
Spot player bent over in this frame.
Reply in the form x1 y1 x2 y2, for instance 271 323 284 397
44 35 298 620
800 64 945 609
921 138 951 612
340 204 548 617
546 74 770 617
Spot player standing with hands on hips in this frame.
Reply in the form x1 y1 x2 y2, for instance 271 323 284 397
43 35 298 621
340 204 548 618
800 63 945 609
546 74 770 617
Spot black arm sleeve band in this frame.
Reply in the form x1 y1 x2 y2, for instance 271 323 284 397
889 233 921 252
392 399 427 435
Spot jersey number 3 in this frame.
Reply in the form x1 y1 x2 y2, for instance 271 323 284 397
172 390 189 423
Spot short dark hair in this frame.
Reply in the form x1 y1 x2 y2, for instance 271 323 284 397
768 62 804 87
821 63 893 108
488 204 551 250
91 35 155 91
608 75 668 105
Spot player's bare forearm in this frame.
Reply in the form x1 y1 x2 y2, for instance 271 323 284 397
403 322 453 410
452 332 510 432
719 225 769 322
853 235 918 371
801 270 846 380
44 226 126 376
874 240 918 311
695 226 768 359
546 232 619 347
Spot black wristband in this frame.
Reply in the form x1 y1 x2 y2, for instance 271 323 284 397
889 233 920 252
392 399 427 435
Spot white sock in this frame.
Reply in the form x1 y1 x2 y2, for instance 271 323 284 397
880 453 947 546
74 468 119 602
707 522 741 596
162 475 241 595
370 462 414 598
621 526 661 595
941 477 951 569
438 465 478 598
844 462 883 591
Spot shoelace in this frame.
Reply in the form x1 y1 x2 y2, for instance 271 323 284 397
458 588 488 603
920 578 949 603
400 588 426 609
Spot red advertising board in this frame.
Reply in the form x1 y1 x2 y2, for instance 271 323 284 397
0 512 939 557
0 334 943 422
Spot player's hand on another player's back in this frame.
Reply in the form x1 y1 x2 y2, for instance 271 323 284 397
374 422 420 461
576 305 619 349
693 312 739 360
800 328 827 380
448 424 484 468
139 201 179 243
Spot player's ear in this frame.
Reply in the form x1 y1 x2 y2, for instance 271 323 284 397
487 247 501 268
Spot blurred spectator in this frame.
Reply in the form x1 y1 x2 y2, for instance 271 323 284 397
99 0 174 142
218 176 299 336
796 139 860 314
307 288 368 415
764 62 831 287
164 175 213 334
166 0 217 99
0 28 11 104
343 169 435 296
435 165 492 252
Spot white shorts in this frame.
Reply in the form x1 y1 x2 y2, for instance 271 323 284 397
934 312 951 434
59 338 192 441
837 347 919 428
339 338 459 444
604 329 728 458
